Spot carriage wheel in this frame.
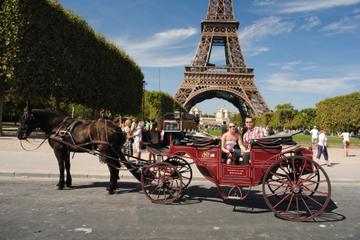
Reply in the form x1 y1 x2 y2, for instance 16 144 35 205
266 155 320 199
164 156 192 189
262 156 331 221
141 162 182 204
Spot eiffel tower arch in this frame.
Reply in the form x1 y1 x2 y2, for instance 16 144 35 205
175 0 269 116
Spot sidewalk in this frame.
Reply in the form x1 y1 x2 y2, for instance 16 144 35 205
1 136 359 182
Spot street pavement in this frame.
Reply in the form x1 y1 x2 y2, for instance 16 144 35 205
0 177 360 240
0 136 359 182
1 136 360 240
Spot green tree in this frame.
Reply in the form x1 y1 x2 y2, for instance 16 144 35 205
315 92 360 134
1 0 144 126
269 103 296 130
142 91 186 120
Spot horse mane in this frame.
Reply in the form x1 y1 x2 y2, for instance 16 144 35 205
31 109 67 134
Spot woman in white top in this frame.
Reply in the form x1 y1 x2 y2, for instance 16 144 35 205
133 121 145 159
221 123 242 165
317 129 330 167
339 131 350 157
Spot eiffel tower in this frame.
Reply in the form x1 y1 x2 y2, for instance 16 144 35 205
175 0 269 116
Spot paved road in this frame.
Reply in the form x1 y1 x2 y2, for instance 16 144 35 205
0 177 359 240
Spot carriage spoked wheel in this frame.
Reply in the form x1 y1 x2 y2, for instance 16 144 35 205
164 156 192 189
141 162 183 204
262 156 331 221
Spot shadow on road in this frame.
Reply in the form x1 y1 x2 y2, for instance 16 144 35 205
177 185 345 223
70 181 142 194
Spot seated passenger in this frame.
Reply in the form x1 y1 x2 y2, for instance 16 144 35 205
240 116 267 164
221 123 242 165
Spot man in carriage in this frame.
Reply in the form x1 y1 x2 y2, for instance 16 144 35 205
240 116 267 164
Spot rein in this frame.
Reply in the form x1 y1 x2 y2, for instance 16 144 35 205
20 137 49 151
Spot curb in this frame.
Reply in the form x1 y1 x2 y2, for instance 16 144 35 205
0 172 207 181
1 171 359 184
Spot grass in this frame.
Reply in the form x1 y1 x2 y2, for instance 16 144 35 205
208 128 360 146
293 134 360 145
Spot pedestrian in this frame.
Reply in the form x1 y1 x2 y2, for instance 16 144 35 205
339 130 351 157
122 119 134 161
133 121 145 160
317 129 331 167
148 121 161 161
202 125 210 135
131 118 138 132
310 126 319 149
221 121 227 135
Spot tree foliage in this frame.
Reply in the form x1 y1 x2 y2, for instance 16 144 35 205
254 92 359 134
142 91 186 120
315 92 360 133
0 0 144 132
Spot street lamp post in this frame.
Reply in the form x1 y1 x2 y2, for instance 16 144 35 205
142 80 147 120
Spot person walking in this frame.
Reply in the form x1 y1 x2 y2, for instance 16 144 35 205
310 126 319 149
133 121 145 160
122 119 134 161
339 130 351 157
317 129 331 167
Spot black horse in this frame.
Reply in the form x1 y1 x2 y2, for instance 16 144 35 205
17 106 127 194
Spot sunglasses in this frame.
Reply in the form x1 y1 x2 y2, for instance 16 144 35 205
229 126 236 128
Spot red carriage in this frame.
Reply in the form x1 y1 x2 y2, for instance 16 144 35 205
17 108 331 222
142 132 331 222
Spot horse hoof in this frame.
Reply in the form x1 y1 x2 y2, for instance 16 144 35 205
57 185 64 190
107 189 115 195
66 182 72 188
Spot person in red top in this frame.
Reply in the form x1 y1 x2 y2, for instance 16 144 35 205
240 116 267 164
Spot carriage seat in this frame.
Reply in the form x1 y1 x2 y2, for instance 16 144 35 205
251 138 282 148
184 132 220 147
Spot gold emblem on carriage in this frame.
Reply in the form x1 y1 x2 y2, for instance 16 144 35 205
200 151 215 158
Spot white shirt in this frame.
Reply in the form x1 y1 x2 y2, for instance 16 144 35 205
318 132 328 147
133 127 142 143
310 129 318 139
341 132 350 142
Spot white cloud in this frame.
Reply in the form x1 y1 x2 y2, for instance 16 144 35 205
266 72 360 94
278 0 360 13
115 27 197 67
239 16 294 55
301 16 321 30
253 0 276 6
239 17 293 43
281 61 303 71
321 13 360 34
248 47 270 56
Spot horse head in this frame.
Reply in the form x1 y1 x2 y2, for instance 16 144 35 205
17 104 38 139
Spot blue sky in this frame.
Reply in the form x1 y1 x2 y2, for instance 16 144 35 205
59 0 360 113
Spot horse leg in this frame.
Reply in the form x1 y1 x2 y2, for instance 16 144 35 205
54 149 65 190
65 150 72 188
105 156 120 195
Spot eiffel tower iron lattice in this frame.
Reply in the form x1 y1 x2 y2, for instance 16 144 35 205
175 0 269 116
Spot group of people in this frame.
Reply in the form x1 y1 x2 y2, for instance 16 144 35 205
310 126 352 167
115 118 160 161
220 116 267 165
